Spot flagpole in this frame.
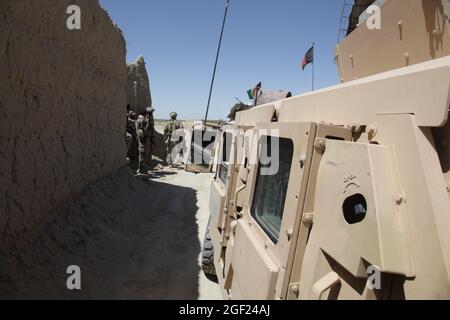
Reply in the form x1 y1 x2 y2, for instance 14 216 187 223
312 42 315 91
204 0 230 125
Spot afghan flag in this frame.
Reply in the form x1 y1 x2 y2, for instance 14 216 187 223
247 82 262 100
247 89 254 100
301 45 314 70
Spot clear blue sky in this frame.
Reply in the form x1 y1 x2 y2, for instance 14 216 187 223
100 0 344 120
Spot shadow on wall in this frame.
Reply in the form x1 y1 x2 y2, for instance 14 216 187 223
0 167 200 300
431 119 450 175
152 131 168 160
422 0 447 58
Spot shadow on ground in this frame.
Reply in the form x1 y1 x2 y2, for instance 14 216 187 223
128 158 181 180
0 167 200 299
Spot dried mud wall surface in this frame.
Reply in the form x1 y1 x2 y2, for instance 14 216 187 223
127 56 166 159
127 56 152 113
152 132 167 161
0 0 127 251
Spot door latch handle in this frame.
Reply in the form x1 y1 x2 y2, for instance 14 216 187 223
310 272 340 300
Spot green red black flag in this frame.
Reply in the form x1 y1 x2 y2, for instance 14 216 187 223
301 45 314 70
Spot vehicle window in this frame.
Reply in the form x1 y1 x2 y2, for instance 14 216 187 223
219 132 233 184
251 136 294 244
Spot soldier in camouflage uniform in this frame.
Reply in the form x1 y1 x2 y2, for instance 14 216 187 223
144 107 155 163
126 107 137 160
163 112 184 166
135 115 147 174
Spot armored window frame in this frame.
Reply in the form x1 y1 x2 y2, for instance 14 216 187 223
219 132 233 185
251 136 294 244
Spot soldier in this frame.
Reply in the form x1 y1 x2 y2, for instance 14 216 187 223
163 112 184 166
144 107 155 163
126 107 137 160
135 115 147 174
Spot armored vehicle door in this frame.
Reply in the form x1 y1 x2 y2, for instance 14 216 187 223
208 126 238 254
297 134 414 300
221 122 316 299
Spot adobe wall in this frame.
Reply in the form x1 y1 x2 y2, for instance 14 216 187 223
0 0 127 250
127 56 152 113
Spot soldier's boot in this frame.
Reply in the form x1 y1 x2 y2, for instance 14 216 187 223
137 156 142 174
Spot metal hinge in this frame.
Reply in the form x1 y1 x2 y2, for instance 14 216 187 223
302 212 314 228
288 282 300 299
314 138 326 153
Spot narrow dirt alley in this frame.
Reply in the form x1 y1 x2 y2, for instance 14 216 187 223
0 164 221 300
151 166 222 300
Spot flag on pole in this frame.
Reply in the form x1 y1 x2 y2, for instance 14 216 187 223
247 82 262 100
247 89 254 100
301 45 314 70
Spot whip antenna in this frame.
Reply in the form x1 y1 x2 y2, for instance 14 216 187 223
204 0 230 125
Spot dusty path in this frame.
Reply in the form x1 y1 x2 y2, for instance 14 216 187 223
0 165 221 300
151 167 222 300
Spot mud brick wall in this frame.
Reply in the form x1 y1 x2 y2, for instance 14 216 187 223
0 0 127 250
126 56 166 160
127 56 152 113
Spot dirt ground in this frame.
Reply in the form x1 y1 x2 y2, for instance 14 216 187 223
152 166 222 300
0 163 222 300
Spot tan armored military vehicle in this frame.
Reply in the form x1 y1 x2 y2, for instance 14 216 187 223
202 0 450 300
185 122 220 173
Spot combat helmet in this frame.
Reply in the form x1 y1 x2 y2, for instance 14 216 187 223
170 112 178 120
136 115 145 125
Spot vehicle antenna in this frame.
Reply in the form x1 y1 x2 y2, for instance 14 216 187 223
204 0 230 125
